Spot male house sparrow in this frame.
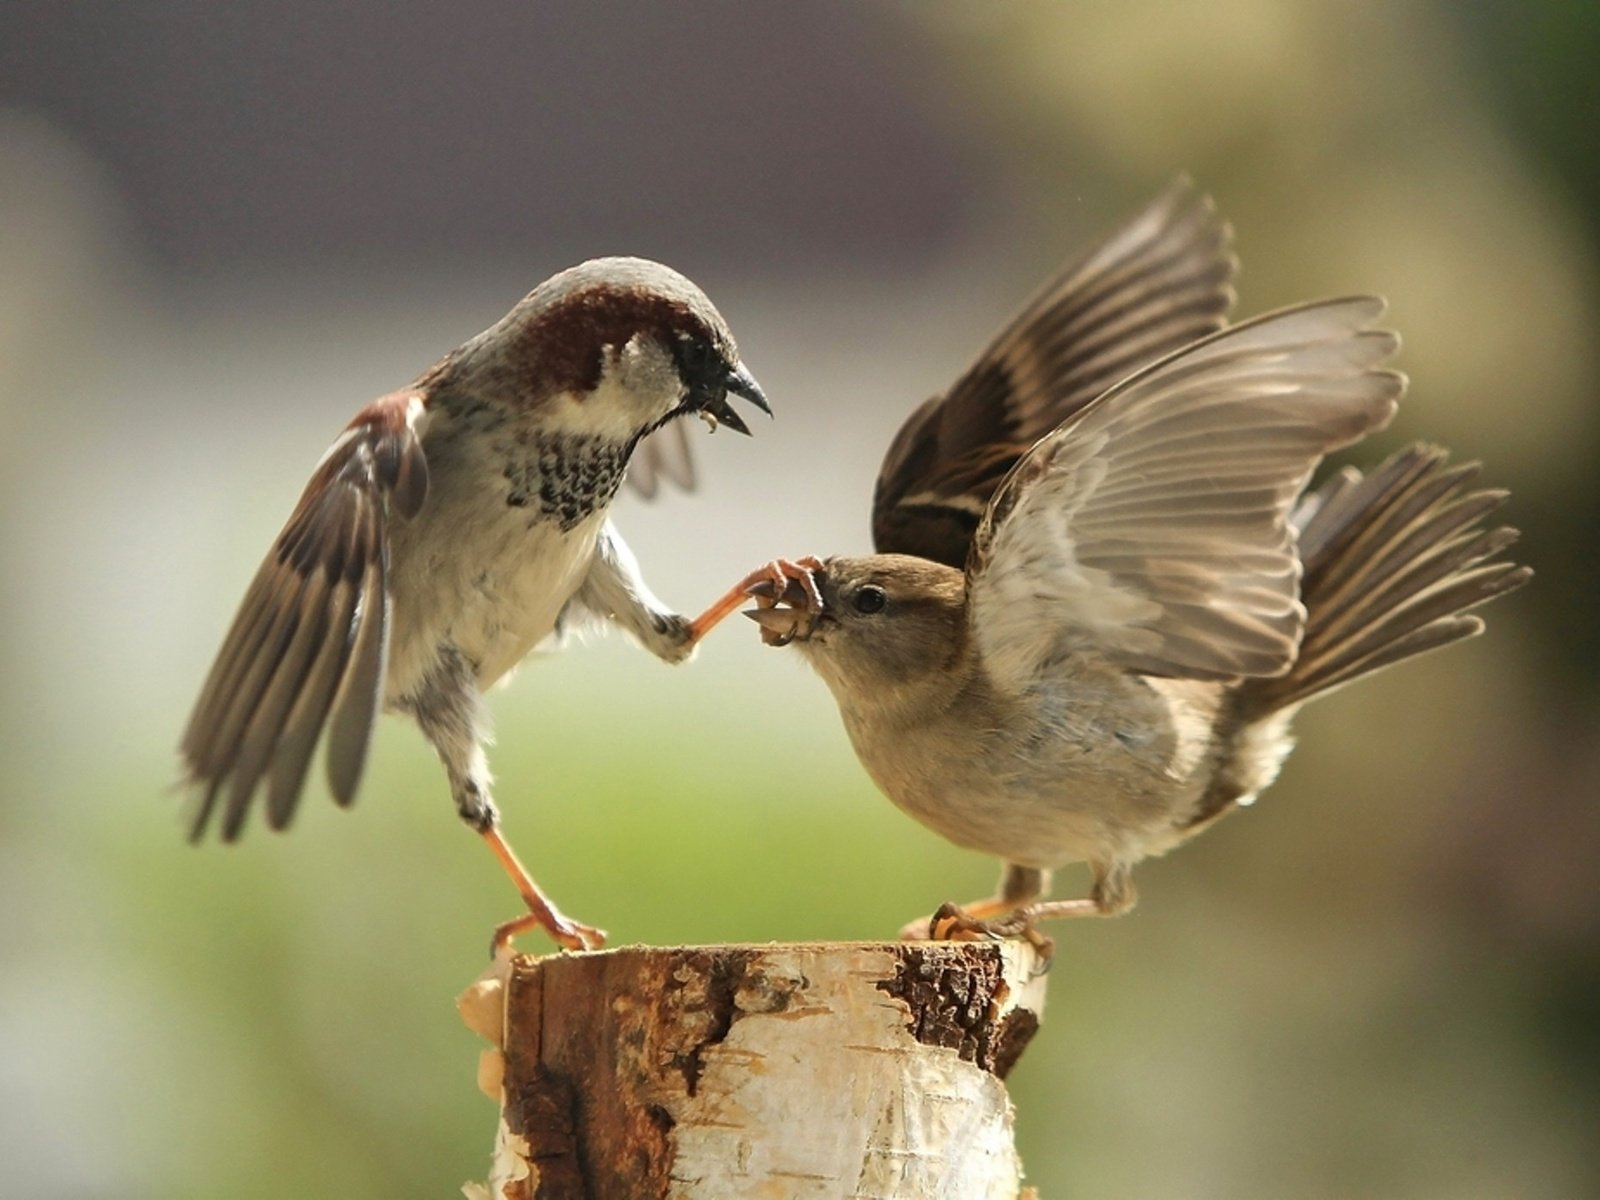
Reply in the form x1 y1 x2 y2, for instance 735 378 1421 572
744 184 1530 940
180 257 769 951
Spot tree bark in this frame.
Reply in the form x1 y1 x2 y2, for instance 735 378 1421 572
459 941 1048 1200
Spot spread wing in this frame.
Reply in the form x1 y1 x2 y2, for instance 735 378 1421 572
625 420 696 499
872 178 1238 567
965 298 1405 691
180 391 429 840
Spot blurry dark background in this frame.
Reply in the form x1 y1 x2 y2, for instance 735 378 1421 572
2 3 1595 1197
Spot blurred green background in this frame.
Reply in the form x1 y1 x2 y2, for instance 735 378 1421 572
2 3 1596 1197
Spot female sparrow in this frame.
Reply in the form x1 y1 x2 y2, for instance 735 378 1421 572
741 185 1529 942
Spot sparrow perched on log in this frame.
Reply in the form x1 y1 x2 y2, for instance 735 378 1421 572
180 257 770 951
740 182 1530 942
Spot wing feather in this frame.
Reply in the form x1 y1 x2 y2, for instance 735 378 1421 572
266 575 362 827
181 391 426 840
625 421 696 499
324 554 389 807
966 298 1404 690
872 178 1238 566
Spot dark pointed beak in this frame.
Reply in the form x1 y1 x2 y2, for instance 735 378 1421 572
700 362 771 437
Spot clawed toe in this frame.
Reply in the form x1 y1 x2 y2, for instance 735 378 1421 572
987 910 1055 962
490 911 607 957
900 901 1002 943
898 901 1055 962
745 557 826 613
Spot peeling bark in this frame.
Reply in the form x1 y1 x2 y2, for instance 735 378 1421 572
461 941 1048 1199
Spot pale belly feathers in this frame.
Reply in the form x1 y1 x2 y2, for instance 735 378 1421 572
834 670 1239 871
382 435 609 703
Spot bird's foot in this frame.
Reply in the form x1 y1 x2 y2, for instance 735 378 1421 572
647 611 698 664
900 901 1002 942
742 557 828 646
979 908 1056 960
901 901 1056 960
686 555 826 645
478 825 607 956
743 556 826 612
490 905 607 957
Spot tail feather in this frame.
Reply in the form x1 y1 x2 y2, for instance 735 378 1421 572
1242 443 1531 715
1310 526 1521 656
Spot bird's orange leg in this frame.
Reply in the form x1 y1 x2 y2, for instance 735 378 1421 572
481 825 606 955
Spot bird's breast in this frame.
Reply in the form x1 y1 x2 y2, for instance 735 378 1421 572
384 417 623 700
499 429 631 532
831 670 1222 869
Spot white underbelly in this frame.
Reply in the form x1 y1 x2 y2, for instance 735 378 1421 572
385 503 605 701
458 514 603 686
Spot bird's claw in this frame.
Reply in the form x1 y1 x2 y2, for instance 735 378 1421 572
928 901 1003 942
550 914 607 953
743 557 827 646
901 902 1056 961
983 909 1056 961
744 556 826 614
490 909 607 958
689 556 825 649
897 902 995 942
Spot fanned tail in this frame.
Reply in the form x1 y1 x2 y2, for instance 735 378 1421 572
1240 443 1531 717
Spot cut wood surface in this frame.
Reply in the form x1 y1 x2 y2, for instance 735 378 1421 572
460 941 1049 1200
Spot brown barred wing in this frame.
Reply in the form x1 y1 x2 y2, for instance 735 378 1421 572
872 178 1237 567
179 391 428 840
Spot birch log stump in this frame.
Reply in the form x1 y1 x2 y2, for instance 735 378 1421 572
459 941 1048 1200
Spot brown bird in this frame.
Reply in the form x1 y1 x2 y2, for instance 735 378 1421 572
741 183 1530 942
180 257 770 951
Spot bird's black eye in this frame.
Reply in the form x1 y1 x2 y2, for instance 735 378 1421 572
853 585 887 614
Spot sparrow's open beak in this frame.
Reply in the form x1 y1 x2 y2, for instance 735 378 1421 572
698 362 771 436
744 574 823 646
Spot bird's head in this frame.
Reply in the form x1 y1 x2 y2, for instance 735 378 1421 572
745 554 968 697
453 255 769 442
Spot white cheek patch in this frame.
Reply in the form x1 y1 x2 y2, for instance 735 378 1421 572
614 334 682 395
534 335 687 441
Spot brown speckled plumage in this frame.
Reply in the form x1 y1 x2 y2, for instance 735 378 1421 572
180 256 769 951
